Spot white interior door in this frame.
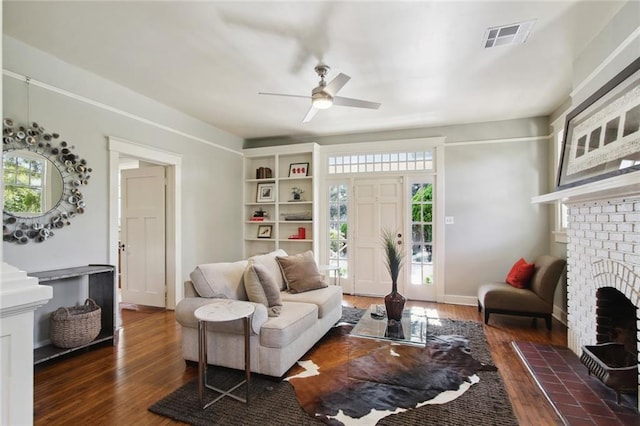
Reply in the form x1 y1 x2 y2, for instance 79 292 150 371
120 166 166 307
353 177 403 296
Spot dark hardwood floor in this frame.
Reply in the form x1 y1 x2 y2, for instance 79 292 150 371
34 296 566 425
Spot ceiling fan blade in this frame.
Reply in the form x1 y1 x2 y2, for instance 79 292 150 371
302 105 319 123
333 96 381 109
259 92 311 100
324 73 350 96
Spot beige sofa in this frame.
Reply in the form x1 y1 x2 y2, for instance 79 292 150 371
175 249 342 377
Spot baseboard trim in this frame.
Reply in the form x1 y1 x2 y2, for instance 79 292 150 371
442 295 477 306
552 305 567 326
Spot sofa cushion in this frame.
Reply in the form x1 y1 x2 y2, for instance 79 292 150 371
190 260 248 300
259 302 318 348
280 285 342 319
249 249 288 291
276 251 327 294
244 261 283 317
505 258 535 289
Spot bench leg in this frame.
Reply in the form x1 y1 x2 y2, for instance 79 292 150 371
484 310 490 325
477 301 482 313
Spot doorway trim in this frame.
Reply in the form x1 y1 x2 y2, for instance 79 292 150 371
318 137 445 302
108 137 182 309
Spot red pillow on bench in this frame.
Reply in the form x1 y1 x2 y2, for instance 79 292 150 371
506 258 535 289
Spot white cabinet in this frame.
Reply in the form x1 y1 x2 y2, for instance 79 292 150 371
243 143 319 258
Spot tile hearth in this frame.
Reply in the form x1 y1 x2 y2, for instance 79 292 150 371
514 341 639 425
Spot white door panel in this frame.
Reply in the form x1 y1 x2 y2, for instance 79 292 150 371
353 178 403 296
121 166 166 307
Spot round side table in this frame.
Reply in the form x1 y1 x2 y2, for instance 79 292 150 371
194 300 255 409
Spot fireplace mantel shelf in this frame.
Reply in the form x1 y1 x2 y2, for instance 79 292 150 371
532 172 640 204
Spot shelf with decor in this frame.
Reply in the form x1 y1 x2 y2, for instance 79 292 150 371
243 143 319 258
29 265 117 365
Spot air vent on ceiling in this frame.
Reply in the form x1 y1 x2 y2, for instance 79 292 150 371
483 20 535 48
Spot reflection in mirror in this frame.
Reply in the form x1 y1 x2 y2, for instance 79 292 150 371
3 149 63 217
3 118 91 244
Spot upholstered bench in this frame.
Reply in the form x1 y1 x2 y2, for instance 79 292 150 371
477 255 566 330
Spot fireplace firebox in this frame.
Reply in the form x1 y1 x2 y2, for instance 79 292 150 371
580 287 638 403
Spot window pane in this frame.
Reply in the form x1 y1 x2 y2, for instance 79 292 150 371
422 204 432 223
423 225 432 242
411 224 423 243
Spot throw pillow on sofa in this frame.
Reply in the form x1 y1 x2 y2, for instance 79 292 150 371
505 258 535 289
249 249 288 291
190 260 248 299
276 251 327 294
243 261 283 317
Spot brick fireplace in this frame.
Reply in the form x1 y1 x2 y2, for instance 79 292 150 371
566 196 640 408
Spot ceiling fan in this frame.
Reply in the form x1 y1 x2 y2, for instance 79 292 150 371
259 64 381 123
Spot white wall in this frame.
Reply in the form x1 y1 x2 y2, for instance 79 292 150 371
444 138 551 299
571 1 640 108
2 35 244 277
545 0 640 321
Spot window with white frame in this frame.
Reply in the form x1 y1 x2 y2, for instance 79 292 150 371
328 151 433 174
328 183 348 278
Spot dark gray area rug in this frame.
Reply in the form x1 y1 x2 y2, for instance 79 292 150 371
339 306 365 324
149 315 518 425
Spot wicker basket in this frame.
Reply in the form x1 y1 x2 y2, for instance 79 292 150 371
50 298 102 348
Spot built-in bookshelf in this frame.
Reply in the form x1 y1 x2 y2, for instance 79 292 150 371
243 143 319 258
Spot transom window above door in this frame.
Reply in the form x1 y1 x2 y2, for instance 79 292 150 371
328 151 433 174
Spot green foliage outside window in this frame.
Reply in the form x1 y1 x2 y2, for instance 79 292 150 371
3 154 44 214
4 187 42 213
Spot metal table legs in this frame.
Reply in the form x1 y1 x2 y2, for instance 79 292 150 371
198 316 251 409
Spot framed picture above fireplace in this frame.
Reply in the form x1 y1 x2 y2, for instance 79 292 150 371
557 57 640 190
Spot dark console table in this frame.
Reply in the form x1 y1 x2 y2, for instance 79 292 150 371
29 264 117 365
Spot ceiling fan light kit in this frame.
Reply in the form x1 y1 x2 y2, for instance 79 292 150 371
260 63 381 122
312 91 333 109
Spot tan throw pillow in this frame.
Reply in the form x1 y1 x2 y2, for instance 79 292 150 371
276 251 327 294
249 249 288 291
243 261 283 317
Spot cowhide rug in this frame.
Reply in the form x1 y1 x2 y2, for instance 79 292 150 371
285 324 496 425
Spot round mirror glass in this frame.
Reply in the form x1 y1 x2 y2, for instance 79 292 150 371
3 149 64 218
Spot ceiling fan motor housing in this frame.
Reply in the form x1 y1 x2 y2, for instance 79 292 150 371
314 64 330 79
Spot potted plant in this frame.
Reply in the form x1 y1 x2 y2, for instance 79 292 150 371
381 228 406 321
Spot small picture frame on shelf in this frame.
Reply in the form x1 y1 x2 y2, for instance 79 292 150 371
257 225 272 239
288 162 309 177
256 183 275 203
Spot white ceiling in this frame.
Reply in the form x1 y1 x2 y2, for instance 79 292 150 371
2 1 628 140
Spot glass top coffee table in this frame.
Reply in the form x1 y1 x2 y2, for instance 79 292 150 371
350 305 439 346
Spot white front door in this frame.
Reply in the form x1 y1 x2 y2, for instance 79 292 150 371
120 166 166 307
353 177 404 296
